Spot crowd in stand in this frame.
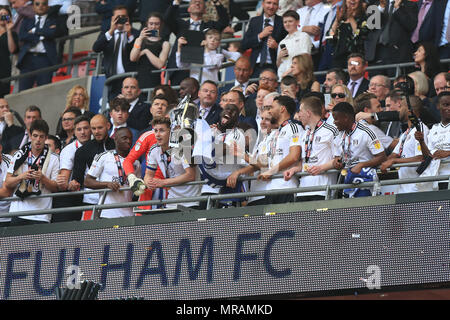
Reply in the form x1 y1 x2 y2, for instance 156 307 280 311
0 0 449 227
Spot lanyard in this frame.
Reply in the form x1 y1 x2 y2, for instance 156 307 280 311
341 122 357 167
304 120 324 163
113 151 125 185
397 127 411 157
161 149 172 178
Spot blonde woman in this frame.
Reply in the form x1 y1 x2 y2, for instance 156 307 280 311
283 53 320 100
325 84 353 123
56 85 94 137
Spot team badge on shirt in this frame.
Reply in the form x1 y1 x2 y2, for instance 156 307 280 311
373 140 382 150
135 142 141 151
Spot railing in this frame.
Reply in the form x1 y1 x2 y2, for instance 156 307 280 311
1 160 449 221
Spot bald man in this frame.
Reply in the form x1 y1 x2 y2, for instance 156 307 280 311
71 114 116 210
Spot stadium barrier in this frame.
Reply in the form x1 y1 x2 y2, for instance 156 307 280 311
0 160 448 220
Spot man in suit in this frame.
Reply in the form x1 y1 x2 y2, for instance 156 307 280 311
2 105 41 154
17 0 58 91
413 0 448 55
92 5 139 99
365 0 418 75
198 80 222 126
347 53 370 99
10 0 34 35
317 0 342 71
118 77 152 132
163 0 229 86
218 56 253 99
241 0 287 78
95 0 138 32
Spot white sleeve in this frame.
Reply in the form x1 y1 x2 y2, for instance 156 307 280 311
87 153 105 179
222 49 241 62
59 146 74 170
176 52 189 69
146 148 158 171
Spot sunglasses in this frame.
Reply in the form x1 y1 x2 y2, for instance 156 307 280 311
34 2 48 6
331 93 346 99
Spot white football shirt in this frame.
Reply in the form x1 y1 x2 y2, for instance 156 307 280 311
87 150 139 219
392 123 429 194
0 154 12 223
147 146 201 208
427 122 450 176
8 152 60 222
298 121 339 197
267 120 303 190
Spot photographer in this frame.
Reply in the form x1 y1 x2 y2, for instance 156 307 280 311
92 5 139 99
0 5 18 98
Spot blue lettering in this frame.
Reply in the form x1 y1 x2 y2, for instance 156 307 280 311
33 249 67 296
263 230 295 278
233 233 261 281
172 237 214 285
4 251 31 299
136 241 168 287
100 243 133 291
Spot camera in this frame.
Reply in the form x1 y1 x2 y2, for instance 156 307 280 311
0 15 10 22
116 16 128 25
280 44 286 49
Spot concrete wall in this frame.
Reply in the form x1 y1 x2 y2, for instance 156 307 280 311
5 77 91 135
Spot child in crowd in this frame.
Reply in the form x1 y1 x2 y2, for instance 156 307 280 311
176 29 225 84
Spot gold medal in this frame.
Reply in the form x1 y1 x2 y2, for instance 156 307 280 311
341 169 348 176
303 164 309 171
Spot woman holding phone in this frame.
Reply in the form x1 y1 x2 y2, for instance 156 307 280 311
130 12 170 90
0 5 18 98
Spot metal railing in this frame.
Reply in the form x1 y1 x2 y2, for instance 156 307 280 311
1 160 449 221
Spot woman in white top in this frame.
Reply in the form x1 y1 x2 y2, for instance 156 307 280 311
276 10 312 80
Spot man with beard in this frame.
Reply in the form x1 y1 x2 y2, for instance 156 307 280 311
85 127 140 218
257 95 303 204
71 114 115 219
227 106 277 206
198 104 246 208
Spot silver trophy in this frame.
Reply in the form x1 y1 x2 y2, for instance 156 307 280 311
169 94 199 149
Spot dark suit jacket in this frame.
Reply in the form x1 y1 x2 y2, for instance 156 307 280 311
95 0 138 32
202 103 222 126
350 78 370 98
92 28 139 78
127 99 152 132
417 0 448 46
17 15 58 69
240 14 287 69
1 125 25 155
365 0 418 62
163 3 229 85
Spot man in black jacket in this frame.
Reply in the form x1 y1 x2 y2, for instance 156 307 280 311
240 0 287 78
71 115 115 209
364 0 418 75
92 5 139 99
119 77 152 132
163 0 229 85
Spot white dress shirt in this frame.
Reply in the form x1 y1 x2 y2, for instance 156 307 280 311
277 30 312 78
257 15 275 64
105 29 135 74
297 2 330 48
29 14 47 53
176 50 224 84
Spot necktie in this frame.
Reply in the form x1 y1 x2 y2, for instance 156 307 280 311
350 81 357 97
36 16 41 31
304 7 313 26
199 108 207 119
260 18 271 65
111 127 117 138
112 31 123 75
411 0 432 43
379 1 394 45
191 21 201 31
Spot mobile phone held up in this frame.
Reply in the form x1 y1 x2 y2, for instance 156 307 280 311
0 15 10 22
147 29 159 37
280 44 286 49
